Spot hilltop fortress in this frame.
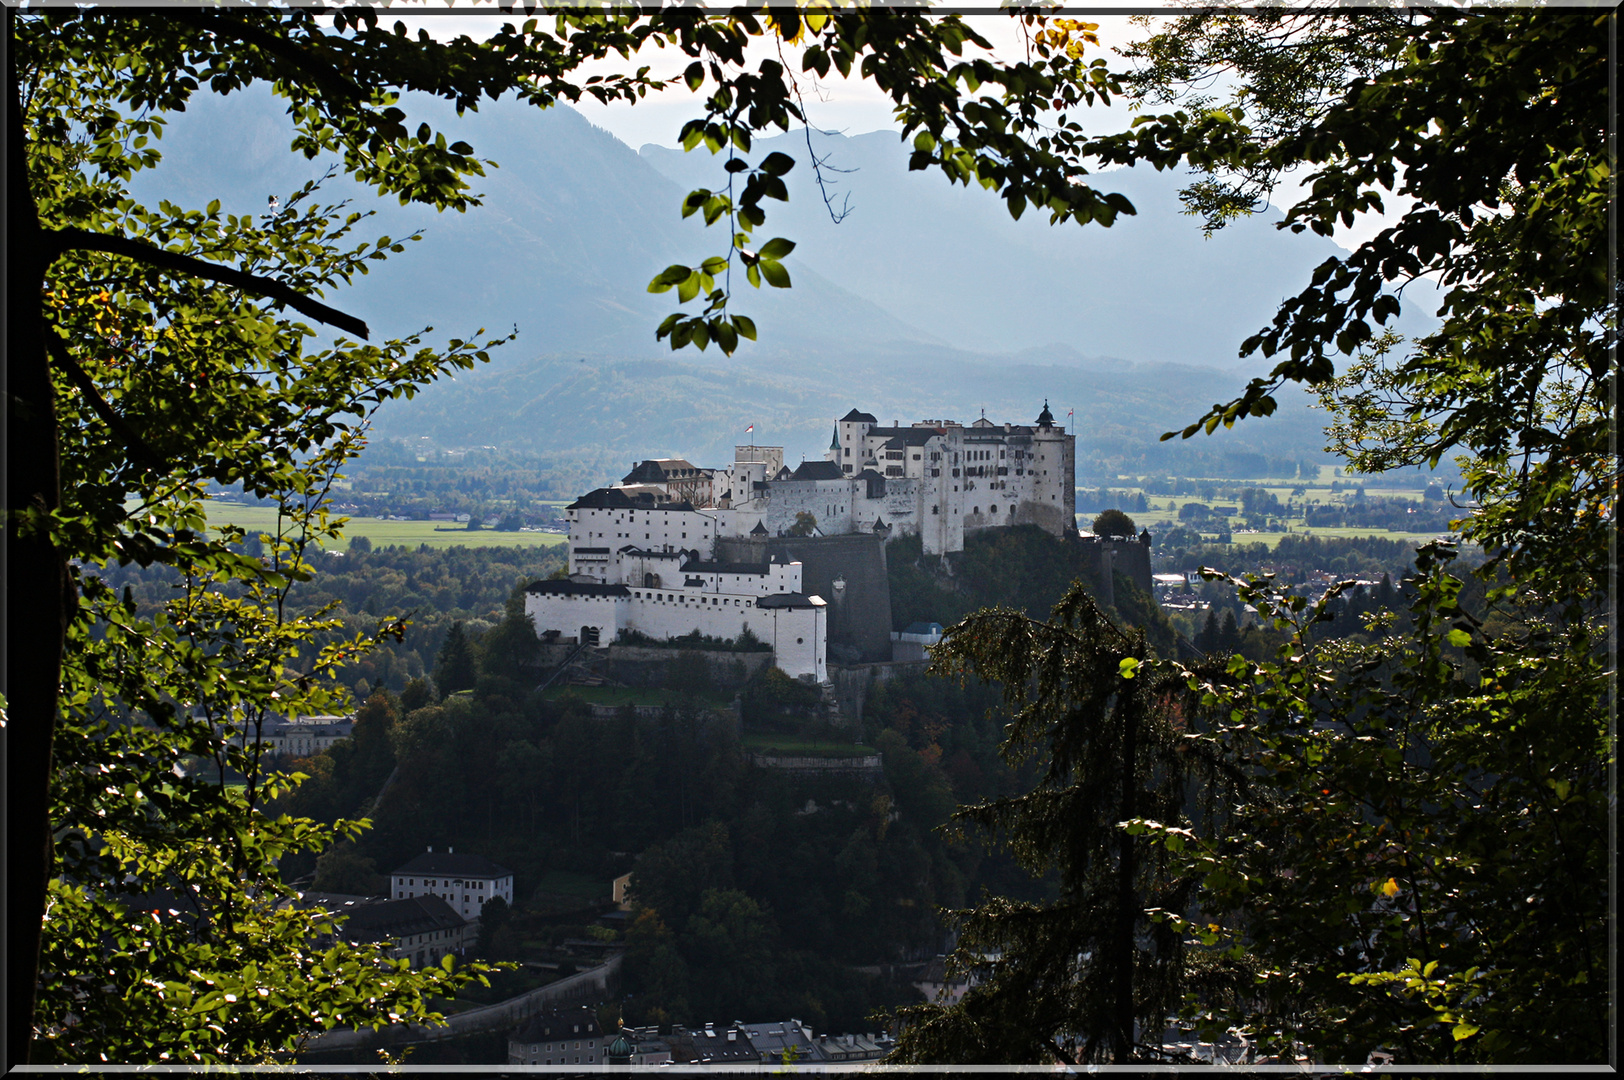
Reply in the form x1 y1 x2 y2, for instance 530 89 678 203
525 404 1077 679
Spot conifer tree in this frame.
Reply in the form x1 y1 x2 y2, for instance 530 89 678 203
889 586 1235 1064
435 622 479 695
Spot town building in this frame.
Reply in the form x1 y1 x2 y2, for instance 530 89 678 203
621 457 713 508
739 1019 821 1064
507 1005 602 1066
890 621 945 663
606 1027 673 1065
300 892 471 970
389 848 514 923
218 713 353 758
667 1023 761 1065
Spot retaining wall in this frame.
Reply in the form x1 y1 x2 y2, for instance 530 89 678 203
302 954 622 1054
749 753 884 779
828 660 931 722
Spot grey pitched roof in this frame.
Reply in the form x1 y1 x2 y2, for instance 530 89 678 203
750 519 769 536
513 1006 601 1044
620 546 691 560
568 488 695 511
756 592 825 609
866 426 940 446
337 894 465 941
840 409 878 423
391 850 515 879
622 458 704 484
681 560 772 575
525 580 631 597
674 1028 760 1063
788 460 843 481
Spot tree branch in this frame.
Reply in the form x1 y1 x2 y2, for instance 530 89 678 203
47 228 370 340
166 10 368 106
43 331 168 473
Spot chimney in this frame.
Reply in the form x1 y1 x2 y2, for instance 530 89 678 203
727 1029 736 1042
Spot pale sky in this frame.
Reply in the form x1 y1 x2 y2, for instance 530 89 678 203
385 9 1392 251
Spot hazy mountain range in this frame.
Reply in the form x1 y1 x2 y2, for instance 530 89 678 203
132 88 1440 474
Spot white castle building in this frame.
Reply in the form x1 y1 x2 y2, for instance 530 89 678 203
524 404 1074 681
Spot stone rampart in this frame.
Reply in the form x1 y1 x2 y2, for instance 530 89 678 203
829 660 931 721
601 644 773 689
302 954 622 1053
718 533 892 661
749 754 884 778
1074 534 1154 598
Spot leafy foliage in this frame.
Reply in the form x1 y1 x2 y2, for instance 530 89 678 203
1152 546 1610 1063
881 8 1613 1067
1090 509 1137 538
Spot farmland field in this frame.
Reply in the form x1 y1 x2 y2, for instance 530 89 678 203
207 500 568 551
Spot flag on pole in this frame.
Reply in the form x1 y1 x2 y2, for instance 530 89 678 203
745 424 754 434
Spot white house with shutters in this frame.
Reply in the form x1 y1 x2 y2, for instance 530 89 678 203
389 848 514 923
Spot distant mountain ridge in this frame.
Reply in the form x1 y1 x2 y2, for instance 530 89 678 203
640 129 1440 366
133 90 1435 472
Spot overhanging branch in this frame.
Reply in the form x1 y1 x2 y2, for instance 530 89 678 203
47 227 370 340
166 10 367 107
43 332 167 473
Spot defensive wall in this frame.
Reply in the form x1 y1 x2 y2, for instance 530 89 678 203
718 533 893 662
748 753 885 779
1076 534 1154 603
302 954 621 1054
829 660 930 722
536 642 773 691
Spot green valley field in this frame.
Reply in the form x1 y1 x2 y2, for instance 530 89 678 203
207 500 568 551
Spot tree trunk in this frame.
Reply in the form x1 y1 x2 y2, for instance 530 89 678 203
1112 693 1140 1062
6 23 70 1065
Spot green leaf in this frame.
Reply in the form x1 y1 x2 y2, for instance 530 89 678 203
759 151 796 177
760 261 791 289
676 271 700 303
647 264 690 293
758 237 795 260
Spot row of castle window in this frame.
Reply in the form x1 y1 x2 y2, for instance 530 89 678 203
632 591 746 605
587 531 689 539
